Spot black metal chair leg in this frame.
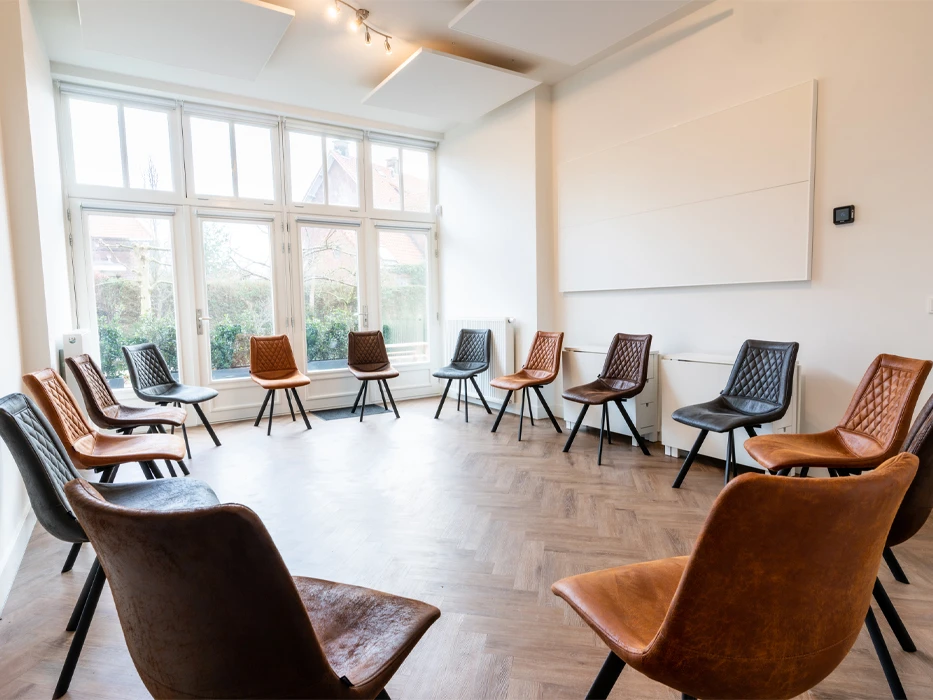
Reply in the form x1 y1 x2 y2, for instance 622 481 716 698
54 559 106 700
285 388 296 421
532 386 562 433
874 578 917 651
139 461 154 480
615 400 651 456
731 431 738 480
605 407 611 444
672 430 709 489
62 543 82 574
598 404 607 466
798 466 810 478
66 561 97 631
176 459 190 476
457 380 462 411
491 390 513 433
382 380 400 418
179 421 192 460
267 390 275 435
291 389 312 430
865 607 908 699
435 379 453 419
884 547 910 584
682 695 697 700
377 380 388 410
375 690 391 700
164 460 177 477
744 425 759 439
470 377 493 414
724 431 734 486
563 405 589 452
147 460 164 479
255 392 270 427
192 403 221 447
360 382 368 422
585 651 625 700
350 382 365 413
518 388 526 441
464 379 469 423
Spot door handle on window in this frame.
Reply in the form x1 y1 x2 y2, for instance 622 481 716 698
196 309 211 335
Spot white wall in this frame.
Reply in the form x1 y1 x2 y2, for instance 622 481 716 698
549 0 933 432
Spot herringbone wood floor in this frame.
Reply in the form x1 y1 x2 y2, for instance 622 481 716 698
3 398 933 699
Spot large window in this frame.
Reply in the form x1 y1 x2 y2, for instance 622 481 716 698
189 115 276 202
287 130 360 208
379 227 429 363
370 144 432 213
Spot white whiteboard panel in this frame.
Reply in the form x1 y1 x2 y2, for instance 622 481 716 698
557 81 817 292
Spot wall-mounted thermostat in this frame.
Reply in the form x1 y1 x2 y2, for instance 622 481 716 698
833 205 855 225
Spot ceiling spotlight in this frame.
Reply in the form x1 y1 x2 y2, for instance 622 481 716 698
364 27 372 46
327 0 339 19
384 37 392 55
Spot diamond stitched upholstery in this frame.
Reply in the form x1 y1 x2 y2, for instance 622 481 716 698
250 335 298 374
14 404 79 515
40 372 92 444
844 365 916 444
349 331 390 366
603 336 648 384
454 330 489 364
74 355 117 410
525 333 561 372
128 345 174 390
729 347 785 404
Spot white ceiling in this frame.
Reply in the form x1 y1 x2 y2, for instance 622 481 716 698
32 0 703 134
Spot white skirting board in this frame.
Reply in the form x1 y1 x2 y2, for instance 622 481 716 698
0 509 36 618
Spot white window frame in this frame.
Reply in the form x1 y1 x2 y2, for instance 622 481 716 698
367 137 437 223
284 120 365 217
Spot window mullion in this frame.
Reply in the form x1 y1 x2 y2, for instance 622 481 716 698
321 138 330 206
398 147 405 212
117 104 130 189
228 121 239 198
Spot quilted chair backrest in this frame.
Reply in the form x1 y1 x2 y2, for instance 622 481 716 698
123 343 175 392
250 335 298 375
66 354 119 428
888 392 933 547
721 340 799 416
452 329 491 367
348 331 389 367
523 331 564 375
23 368 95 447
599 333 652 392
0 393 85 543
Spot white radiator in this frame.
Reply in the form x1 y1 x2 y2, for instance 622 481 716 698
444 318 515 406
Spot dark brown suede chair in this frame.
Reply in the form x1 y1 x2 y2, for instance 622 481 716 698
24 368 186 479
745 354 932 476
562 333 652 464
347 330 400 421
552 452 918 700
490 331 564 441
65 478 440 700
249 334 312 435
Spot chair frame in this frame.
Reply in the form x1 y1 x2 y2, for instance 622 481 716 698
347 331 401 422
434 329 493 423
249 335 313 436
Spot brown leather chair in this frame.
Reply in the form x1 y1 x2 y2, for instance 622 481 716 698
347 330 400 421
64 477 440 700
249 334 312 435
490 331 564 441
562 333 652 464
552 452 918 700
24 368 186 480
745 354 932 476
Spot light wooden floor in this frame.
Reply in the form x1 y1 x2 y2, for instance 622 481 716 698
3 397 933 699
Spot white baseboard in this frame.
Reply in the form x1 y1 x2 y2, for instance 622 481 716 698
0 508 36 619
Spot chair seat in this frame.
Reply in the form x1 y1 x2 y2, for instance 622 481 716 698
138 383 218 405
562 379 640 405
349 363 399 381
433 362 487 380
99 404 187 429
745 429 890 472
293 576 440 692
251 370 311 390
95 478 220 510
72 432 186 468
491 369 554 391
552 557 687 662
672 397 779 433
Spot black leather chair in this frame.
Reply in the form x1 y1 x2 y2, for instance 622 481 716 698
433 328 493 422
671 339 799 489
123 343 221 458
0 392 219 699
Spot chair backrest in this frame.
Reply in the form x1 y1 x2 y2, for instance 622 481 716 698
451 328 491 368
0 393 85 543
23 368 97 457
521 331 564 379
599 333 652 392
887 392 933 547
347 330 389 368
249 334 298 376
836 354 932 457
64 478 348 699
122 343 176 394
649 452 917 699
721 339 799 416
65 353 120 428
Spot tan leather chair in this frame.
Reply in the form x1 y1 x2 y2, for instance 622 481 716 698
745 354 931 476
64 477 440 700
490 331 564 441
552 452 918 700
347 330 400 421
249 334 312 435
24 368 186 480
562 333 652 463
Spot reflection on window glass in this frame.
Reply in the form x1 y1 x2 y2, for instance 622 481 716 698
371 144 401 210
379 229 428 363
125 107 174 191
201 219 274 379
289 132 324 204
69 99 123 187
402 149 431 213
234 123 275 200
325 138 359 207
190 117 233 197
301 226 359 371
88 214 177 387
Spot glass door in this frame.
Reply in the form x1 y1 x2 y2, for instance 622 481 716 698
375 224 431 364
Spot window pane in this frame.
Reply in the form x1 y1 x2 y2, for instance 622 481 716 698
69 99 123 187
402 149 431 213
301 226 359 371
88 213 177 387
379 229 428 363
234 123 275 200
190 117 233 197
371 144 401 210
125 107 174 191
202 220 274 379
289 132 324 204
325 138 359 207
